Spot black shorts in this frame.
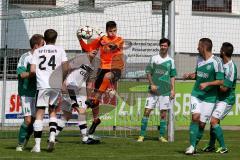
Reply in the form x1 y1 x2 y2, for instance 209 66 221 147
95 69 121 89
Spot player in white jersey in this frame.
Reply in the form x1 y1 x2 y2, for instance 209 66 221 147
16 34 44 151
137 38 177 142
202 42 237 154
55 57 99 144
183 38 224 155
30 29 68 152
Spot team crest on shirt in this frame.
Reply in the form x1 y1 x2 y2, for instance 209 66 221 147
206 65 211 70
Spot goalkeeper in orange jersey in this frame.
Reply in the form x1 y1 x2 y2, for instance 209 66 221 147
77 21 124 135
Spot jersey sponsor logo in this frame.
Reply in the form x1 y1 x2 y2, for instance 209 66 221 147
197 71 209 79
154 69 168 76
206 65 211 70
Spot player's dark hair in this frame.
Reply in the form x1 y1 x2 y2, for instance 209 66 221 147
29 34 44 49
199 38 212 52
159 38 171 46
221 42 234 57
44 29 58 44
106 21 117 30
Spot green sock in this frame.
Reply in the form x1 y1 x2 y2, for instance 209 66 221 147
26 123 34 140
189 122 199 147
18 123 28 144
208 125 216 147
140 117 148 136
213 124 226 149
159 120 166 137
195 126 204 146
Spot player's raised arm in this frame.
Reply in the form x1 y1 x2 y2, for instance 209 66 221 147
76 27 101 52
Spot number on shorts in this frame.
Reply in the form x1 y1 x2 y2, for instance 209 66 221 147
191 103 196 110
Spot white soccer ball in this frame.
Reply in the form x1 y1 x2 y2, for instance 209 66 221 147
77 26 93 39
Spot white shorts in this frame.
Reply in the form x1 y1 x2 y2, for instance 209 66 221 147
61 94 87 113
65 68 87 90
212 101 232 120
190 96 215 123
145 94 170 110
20 96 36 117
35 89 61 107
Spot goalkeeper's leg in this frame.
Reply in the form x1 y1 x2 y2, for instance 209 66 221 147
85 72 111 134
86 70 117 108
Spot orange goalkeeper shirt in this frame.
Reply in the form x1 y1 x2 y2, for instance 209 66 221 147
80 36 124 70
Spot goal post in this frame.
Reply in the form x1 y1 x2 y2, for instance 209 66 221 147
167 0 175 142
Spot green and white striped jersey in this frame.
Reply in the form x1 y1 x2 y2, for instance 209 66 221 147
218 60 237 105
17 51 36 97
145 54 177 96
191 55 224 103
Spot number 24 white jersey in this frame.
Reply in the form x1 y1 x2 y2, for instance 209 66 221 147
31 44 68 89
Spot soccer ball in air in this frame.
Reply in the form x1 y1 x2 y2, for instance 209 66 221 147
77 26 93 39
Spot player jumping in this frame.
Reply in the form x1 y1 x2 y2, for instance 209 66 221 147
77 21 124 136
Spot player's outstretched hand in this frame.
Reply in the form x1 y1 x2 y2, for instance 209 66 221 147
76 30 82 40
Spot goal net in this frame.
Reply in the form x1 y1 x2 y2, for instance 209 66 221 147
0 0 175 140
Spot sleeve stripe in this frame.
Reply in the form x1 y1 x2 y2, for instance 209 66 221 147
213 56 223 72
226 63 234 81
20 53 28 66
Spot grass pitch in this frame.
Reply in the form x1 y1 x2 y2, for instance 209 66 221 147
0 130 239 160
